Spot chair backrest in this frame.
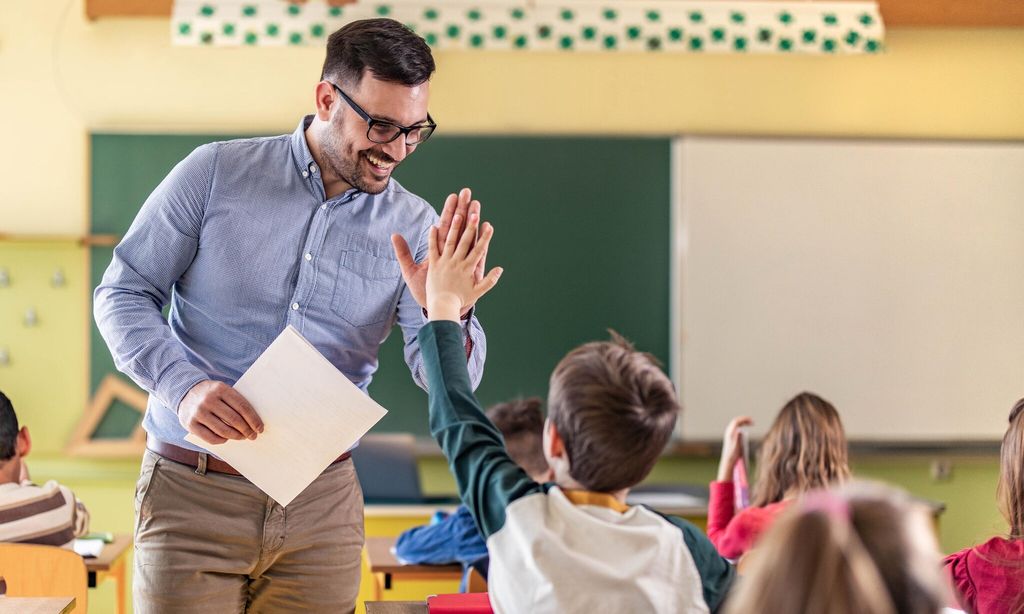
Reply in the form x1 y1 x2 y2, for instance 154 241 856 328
351 433 423 502
0 543 88 610
467 566 488 593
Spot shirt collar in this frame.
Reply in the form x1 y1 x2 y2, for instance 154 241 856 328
562 489 631 513
290 115 320 181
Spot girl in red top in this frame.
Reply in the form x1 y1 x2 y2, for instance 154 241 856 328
944 397 1024 614
708 392 851 559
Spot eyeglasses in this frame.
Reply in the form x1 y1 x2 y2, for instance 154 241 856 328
329 82 437 146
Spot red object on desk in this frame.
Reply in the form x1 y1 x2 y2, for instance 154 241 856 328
427 592 493 613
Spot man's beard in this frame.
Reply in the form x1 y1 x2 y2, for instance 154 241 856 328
321 121 396 195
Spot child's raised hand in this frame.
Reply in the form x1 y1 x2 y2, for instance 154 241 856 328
425 212 502 322
717 416 753 482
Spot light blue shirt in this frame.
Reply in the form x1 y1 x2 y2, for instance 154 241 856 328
94 116 486 453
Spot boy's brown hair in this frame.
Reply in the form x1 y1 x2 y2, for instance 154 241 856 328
547 332 679 493
998 397 1024 539
486 397 548 478
752 392 851 507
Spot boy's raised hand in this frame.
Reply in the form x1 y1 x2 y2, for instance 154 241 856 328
391 188 482 317
425 211 502 322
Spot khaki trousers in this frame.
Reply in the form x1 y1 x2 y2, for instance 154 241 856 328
133 449 364 613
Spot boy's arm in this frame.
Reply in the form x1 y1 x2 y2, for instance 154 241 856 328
418 321 544 539
658 512 736 613
395 219 487 392
57 484 90 538
73 498 90 538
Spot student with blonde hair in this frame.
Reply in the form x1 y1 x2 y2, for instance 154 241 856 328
944 397 1024 614
724 482 947 614
709 392 850 558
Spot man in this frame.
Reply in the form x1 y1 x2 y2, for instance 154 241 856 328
94 19 486 613
0 390 90 547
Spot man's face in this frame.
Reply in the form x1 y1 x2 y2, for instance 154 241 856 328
320 73 430 195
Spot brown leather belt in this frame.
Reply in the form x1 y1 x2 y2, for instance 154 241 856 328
148 438 351 476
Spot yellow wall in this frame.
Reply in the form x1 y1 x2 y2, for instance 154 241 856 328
2 1 1024 238
0 243 88 453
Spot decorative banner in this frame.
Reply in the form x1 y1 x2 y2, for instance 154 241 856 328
172 0 884 54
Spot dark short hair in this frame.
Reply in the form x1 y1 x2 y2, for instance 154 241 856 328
0 391 19 461
321 18 435 88
486 397 548 478
547 332 679 492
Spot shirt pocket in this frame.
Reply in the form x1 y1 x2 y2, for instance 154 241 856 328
331 250 403 328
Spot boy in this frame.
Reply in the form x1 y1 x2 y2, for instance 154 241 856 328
394 397 552 590
399 215 734 612
0 391 89 547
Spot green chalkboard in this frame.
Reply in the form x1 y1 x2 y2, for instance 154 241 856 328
90 133 671 436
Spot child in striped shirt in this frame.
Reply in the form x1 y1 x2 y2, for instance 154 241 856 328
0 391 89 548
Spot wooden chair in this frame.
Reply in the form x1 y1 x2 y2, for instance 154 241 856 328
0 543 87 611
466 566 488 593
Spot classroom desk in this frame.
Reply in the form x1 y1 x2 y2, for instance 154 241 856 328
364 536 462 601
364 601 428 614
0 596 75 614
626 489 708 528
364 503 459 540
84 534 130 614
365 503 459 517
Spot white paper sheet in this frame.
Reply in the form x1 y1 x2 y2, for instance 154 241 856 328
73 538 105 558
185 325 387 506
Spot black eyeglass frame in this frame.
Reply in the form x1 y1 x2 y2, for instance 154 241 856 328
328 82 437 145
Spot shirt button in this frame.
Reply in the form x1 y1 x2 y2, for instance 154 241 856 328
291 302 299 311
302 171 309 178
320 204 327 210
304 253 312 261
310 163 319 174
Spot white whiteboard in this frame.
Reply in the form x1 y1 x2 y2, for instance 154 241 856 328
675 137 1024 441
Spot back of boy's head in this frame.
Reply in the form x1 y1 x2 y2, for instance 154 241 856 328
0 391 18 462
547 332 678 493
725 482 944 614
998 397 1024 539
753 391 850 507
486 397 548 478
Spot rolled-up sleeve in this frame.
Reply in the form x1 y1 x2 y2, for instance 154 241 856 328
93 144 217 413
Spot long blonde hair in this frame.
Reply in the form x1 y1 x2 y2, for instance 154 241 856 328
725 482 945 614
752 392 850 507
998 398 1024 539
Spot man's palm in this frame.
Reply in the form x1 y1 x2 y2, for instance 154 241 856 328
392 188 482 312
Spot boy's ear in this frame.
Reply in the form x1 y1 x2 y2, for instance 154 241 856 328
16 426 30 458
544 419 566 459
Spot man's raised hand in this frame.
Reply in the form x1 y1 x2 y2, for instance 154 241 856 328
424 211 502 322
